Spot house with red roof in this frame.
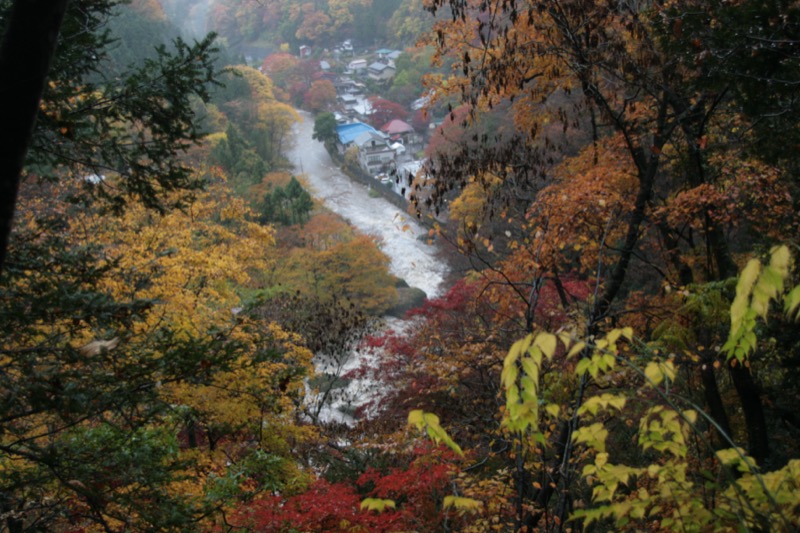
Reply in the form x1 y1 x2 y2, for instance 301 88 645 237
380 119 420 146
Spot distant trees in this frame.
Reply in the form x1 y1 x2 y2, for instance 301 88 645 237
313 111 339 147
387 0 437 46
273 233 399 315
261 52 299 79
209 0 404 49
387 47 435 106
367 97 408 128
210 66 298 186
260 176 315 226
304 79 337 112
0 1 313 529
260 52 336 111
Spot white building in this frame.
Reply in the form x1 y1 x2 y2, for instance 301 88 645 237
347 59 368 73
354 131 395 175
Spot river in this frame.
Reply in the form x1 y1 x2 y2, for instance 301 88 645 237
287 111 448 299
288 111 449 423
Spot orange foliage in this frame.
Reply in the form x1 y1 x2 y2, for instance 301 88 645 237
529 133 639 274
655 156 796 241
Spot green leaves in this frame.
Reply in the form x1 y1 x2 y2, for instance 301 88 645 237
443 495 482 511
638 406 693 458
500 332 559 434
715 448 755 474
723 245 798 363
573 422 610 453
643 360 676 387
784 284 800 321
360 498 396 512
407 409 464 457
578 393 626 417
312 111 339 145
573 327 632 379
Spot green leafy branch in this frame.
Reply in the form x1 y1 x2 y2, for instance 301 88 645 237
723 245 799 364
407 409 464 457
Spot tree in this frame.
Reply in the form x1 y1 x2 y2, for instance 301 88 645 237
387 0 436 46
274 234 399 315
260 176 314 226
250 289 375 422
295 5 333 43
409 0 800 528
231 444 469 532
313 111 339 147
387 47 437 106
303 79 337 112
367 97 408 128
0 0 260 529
1 176 280 530
0 0 69 273
213 65 299 180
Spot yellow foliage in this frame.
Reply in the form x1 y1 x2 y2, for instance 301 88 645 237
360 498 397 512
79 182 274 340
408 409 464 457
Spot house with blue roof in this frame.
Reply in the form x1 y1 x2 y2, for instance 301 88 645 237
334 121 397 175
335 121 381 148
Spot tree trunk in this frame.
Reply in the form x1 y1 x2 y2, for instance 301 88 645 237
729 364 770 463
0 0 70 274
701 359 733 445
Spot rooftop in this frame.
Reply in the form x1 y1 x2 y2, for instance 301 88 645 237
368 62 394 72
381 119 415 135
353 131 390 148
336 121 381 145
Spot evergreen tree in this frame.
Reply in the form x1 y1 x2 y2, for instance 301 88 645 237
312 111 339 148
0 0 252 529
260 177 314 226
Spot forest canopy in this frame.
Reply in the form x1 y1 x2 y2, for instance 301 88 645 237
1 0 800 531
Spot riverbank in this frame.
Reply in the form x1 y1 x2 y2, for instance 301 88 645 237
288 111 448 299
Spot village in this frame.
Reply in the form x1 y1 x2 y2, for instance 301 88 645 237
296 39 434 199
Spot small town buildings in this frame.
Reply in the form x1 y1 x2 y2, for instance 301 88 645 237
338 93 359 110
380 119 418 145
335 121 397 175
411 93 432 111
334 77 365 95
347 59 368 73
354 131 396 175
375 48 402 62
335 122 380 151
367 61 396 81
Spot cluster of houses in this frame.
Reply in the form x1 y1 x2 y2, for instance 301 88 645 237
345 48 402 82
319 46 422 180
334 119 419 177
296 42 428 188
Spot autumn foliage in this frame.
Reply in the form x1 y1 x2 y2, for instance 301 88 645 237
230 445 464 532
4 0 800 531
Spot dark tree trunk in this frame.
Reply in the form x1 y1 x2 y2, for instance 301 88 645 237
667 93 769 463
524 419 571 530
701 359 733 444
0 0 70 274
729 364 770 463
